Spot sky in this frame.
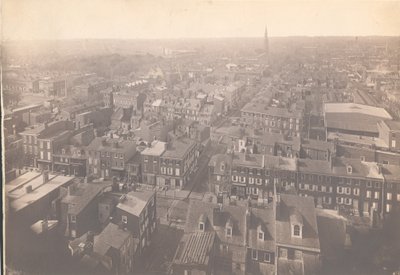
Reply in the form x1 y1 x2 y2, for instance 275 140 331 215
2 0 400 40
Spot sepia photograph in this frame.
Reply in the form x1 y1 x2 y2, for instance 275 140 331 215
1 0 400 274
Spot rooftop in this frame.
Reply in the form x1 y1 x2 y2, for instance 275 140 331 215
162 138 196 159
324 103 392 119
276 194 320 252
173 232 215 266
86 137 136 153
141 140 167 156
8 173 74 212
94 223 132 256
117 190 155 217
241 103 301 119
62 182 112 215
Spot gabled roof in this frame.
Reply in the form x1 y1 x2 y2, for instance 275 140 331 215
173 232 215 266
94 223 132 256
248 206 275 252
63 182 112 215
185 200 247 247
276 194 320 252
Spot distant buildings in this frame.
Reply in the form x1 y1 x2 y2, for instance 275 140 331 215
241 103 303 137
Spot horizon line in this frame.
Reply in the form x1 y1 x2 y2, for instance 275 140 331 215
3 34 400 42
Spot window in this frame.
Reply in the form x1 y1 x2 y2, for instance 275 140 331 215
293 225 301 237
235 263 241 270
367 181 372 188
264 252 271 263
258 231 264 240
252 250 258 260
354 188 360 196
397 194 400 201
199 222 204 231
374 191 380 199
70 215 76 223
122 215 128 223
367 191 371 198
176 168 180 176
294 250 303 260
279 248 288 258
386 204 392 213
360 156 365 161
387 193 392 200
226 227 232 237
216 175 221 181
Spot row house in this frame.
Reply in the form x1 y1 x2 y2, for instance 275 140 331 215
141 141 167 185
172 193 321 275
157 138 197 189
69 222 135 274
241 103 303 137
61 181 112 238
52 145 87 177
113 191 157 257
112 91 147 111
209 152 400 219
20 120 75 169
229 154 297 202
86 137 137 180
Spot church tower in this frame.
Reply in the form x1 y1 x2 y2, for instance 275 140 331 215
264 25 269 63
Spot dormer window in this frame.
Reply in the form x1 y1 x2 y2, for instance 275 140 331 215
220 162 225 171
293 225 301 237
290 210 303 239
226 218 233 237
226 227 232 237
257 224 264 241
347 165 352 174
199 214 206 232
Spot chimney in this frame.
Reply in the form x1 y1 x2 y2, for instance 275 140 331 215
212 207 223 226
41 220 48 232
86 231 95 243
43 171 49 183
25 185 33 193
67 185 74 196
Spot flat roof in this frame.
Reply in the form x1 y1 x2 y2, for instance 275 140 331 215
327 132 388 148
6 171 42 192
8 174 74 212
117 190 154 217
324 103 392 119
141 141 166 156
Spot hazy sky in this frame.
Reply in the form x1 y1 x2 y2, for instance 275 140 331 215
2 0 400 40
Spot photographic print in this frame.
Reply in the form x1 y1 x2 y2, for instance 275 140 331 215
2 1 400 274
